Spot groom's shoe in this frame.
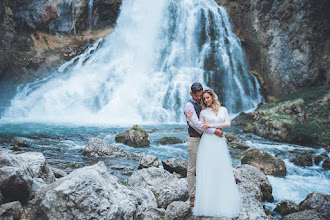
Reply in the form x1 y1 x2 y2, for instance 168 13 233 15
190 197 195 207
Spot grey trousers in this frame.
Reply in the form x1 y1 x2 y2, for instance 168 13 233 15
187 136 201 198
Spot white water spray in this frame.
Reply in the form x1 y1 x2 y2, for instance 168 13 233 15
2 0 263 124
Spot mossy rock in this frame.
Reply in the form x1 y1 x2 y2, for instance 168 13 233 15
243 123 255 133
11 138 30 147
115 125 150 147
225 133 237 142
159 137 183 145
290 154 313 167
241 148 286 176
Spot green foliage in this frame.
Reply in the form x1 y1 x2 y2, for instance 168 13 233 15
260 85 330 146
288 122 330 146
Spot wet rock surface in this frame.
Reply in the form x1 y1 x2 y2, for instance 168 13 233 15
241 148 287 176
162 158 188 178
115 125 150 147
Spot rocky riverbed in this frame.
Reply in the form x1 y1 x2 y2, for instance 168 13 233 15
0 123 329 219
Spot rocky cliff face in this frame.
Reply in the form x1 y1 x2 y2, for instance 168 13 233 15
0 0 121 109
218 0 330 100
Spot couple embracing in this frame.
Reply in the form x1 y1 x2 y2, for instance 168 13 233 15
184 82 241 218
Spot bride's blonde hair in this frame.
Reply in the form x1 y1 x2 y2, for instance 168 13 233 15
201 88 221 112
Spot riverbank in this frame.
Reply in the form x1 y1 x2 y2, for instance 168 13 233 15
236 84 330 148
0 123 329 219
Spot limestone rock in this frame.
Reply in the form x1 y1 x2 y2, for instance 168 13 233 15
31 162 157 220
165 201 191 220
162 158 188 178
17 152 56 184
136 207 166 220
0 201 22 220
49 166 67 178
274 200 298 216
158 137 183 145
241 148 287 176
0 152 34 204
115 125 150 147
233 165 271 219
281 209 323 220
219 0 330 98
298 191 329 219
83 137 141 160
128 167 188 209
233 165 273 202
138 155 159 169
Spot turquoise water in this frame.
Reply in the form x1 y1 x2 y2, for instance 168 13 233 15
0 122 329 213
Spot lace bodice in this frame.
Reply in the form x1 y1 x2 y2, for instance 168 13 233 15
200 107 231 128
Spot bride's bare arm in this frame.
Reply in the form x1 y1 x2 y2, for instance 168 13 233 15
208 107 231 128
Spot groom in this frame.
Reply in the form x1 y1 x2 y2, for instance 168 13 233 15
184 82 223 207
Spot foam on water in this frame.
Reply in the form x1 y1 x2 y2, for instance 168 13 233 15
2 0 262 124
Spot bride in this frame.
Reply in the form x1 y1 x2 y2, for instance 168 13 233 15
187 88 241 218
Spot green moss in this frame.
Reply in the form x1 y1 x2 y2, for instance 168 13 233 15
158 137 183 145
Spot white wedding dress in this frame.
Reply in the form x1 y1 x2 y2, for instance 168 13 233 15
193 107 241 218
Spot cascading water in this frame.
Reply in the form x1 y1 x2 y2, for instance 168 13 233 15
2 0 263 124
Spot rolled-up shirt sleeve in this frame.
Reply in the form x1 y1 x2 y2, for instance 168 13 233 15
184 102 216 134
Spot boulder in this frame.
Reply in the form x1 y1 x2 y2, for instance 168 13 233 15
281 209 323 220
313 155 324 165
0 201 22 220
162 158 188 178
233 165 271 219
253 99 304 142
232 112 255 126
0 152 34 204
165 201 191 220
322 158 330 170
233 165 273 202
115 125 150 147
274 200 299 216
128 167 188 209
49 166 67 178
229 139 251 150
138 155 159 169
31 162 157 219
298 191 329 219
241 148 287 176
136 207 166 220
225 133 237 142
158 137 183 145
10 138 29 148
243 123 255 133
83 137 141 160
17 152 56 184
290 153 313 167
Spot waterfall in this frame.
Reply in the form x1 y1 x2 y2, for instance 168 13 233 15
2 0 263 124
87 0 94 44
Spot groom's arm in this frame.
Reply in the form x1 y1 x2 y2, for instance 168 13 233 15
184 102 216 134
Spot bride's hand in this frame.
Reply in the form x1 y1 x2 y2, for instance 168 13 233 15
202 122 209 129
185 110 193 118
